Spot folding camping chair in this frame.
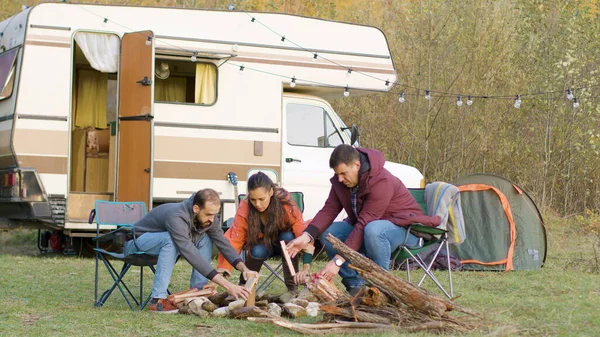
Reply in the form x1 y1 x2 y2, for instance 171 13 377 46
232 192 313 292
390 188 454 298
92 200 159 311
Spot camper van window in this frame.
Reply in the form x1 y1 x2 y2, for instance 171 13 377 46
154 59 217 105
0 48 19 101
286 103 343 148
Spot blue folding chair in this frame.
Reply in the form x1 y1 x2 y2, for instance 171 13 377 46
91 201 159 311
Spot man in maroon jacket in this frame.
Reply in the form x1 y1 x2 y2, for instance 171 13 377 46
287 145 440 295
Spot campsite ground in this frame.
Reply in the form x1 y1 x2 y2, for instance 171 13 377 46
1 214 598 337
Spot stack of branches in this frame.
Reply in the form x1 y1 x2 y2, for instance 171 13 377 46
317 233 481 334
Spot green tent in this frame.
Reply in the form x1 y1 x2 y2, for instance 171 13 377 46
451 173 547 271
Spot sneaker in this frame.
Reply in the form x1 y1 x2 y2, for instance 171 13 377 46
147 298 179 313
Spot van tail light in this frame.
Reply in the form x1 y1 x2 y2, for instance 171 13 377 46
8 173 16 187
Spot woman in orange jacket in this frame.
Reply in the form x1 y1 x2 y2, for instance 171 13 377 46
217 171 314 291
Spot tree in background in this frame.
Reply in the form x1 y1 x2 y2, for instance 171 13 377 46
3 0 600 215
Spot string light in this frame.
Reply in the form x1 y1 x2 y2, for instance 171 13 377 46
457 95 463 107
398 92 405 103
238 65 245 75
290 76 296 88
566 89 574 100
75 5 600 112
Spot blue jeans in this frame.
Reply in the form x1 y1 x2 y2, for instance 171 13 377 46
321 220 421 290
249 231 295 259
123 232 213 299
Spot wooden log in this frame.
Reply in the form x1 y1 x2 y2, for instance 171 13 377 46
327 233 479 318
244 276 258 307
232 306 281 320
207 291 229 306
306 275 345 302
169 289 216 302
361 287 390 307
280 240 296 276
166 287 198 302
319 305 391 324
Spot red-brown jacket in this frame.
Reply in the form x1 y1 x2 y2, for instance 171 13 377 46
304 148 441 251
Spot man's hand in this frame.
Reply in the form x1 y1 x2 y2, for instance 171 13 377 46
224 282 251 301
212 274 250 301
286 233 312 258
294 264 311 285
319 258 342 281
202 281 219 291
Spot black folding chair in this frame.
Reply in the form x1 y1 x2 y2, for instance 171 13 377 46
91 201 160 311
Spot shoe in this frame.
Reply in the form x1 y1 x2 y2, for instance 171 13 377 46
147 298 179 313
347 286 363 297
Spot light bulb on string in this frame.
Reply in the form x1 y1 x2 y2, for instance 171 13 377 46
145 36 152 46
346 68 353 77
566 89 574 100
425 90 431 100
280 36 286 45
238 65 245 75
573 97 579 109
313 53 318 61
398 92 405 103
290 77 296 88
457 95 463 107
385 80 390 86
344 87 350 97
467 95 473 106
514 94 521 109
191 52 197 62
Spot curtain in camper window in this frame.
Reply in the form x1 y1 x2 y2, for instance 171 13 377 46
155 77 186 102
75 70 108 129
74 32 119 73
0 48 18 100
194 63 216 104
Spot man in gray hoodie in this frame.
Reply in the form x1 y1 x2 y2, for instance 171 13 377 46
124 188 255 312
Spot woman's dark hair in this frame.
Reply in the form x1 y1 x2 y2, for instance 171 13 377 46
246 172 298 250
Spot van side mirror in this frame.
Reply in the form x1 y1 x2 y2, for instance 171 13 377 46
349 124 360 145
341 124 360 145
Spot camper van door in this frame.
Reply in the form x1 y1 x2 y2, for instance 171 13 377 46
281 97 349 219
116 31 154 209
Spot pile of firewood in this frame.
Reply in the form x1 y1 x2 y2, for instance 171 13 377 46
250 234 481 335
169 281 321 320
176 235 480 334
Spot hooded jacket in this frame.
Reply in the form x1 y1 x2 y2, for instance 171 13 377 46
304 148 441 251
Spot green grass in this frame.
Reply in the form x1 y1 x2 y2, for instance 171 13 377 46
1 216 599 337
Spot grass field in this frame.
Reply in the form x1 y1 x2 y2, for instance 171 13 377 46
1 215 599 337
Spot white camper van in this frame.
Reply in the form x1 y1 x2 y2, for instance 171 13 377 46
0 3 424 254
